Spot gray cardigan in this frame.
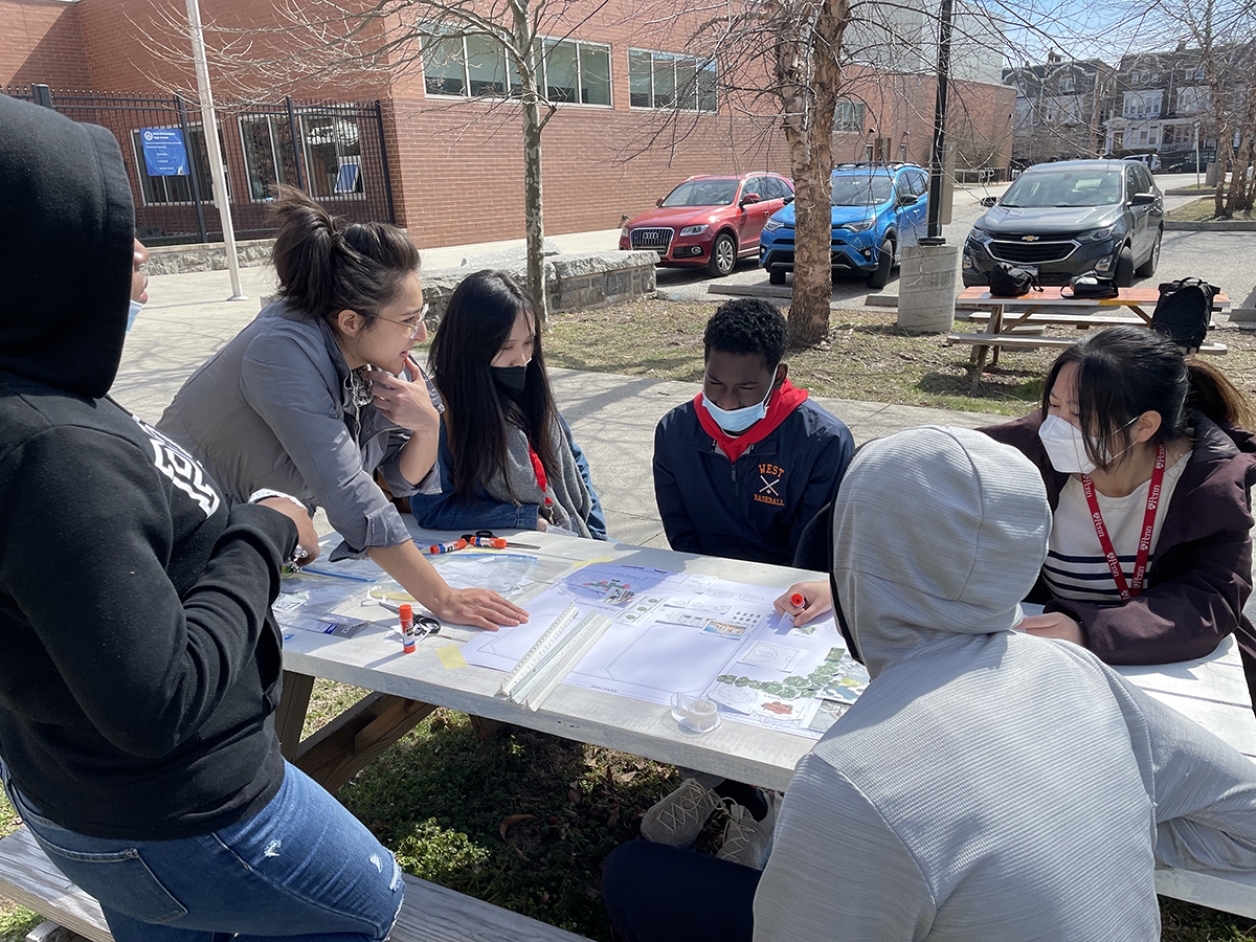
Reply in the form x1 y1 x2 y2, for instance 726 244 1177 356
158 301 419 558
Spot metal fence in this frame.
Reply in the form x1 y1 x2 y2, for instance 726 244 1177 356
3 85 395 245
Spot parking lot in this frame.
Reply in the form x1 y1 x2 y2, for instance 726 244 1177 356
652 173 1256 320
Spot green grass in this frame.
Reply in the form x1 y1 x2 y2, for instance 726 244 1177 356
543 298 1256 417
2 684 1255 941
1167 197 1256 222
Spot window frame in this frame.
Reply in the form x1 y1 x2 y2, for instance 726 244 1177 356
422 30 612 108
627 47 718 114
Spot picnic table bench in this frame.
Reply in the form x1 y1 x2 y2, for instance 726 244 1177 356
947 286 1232 374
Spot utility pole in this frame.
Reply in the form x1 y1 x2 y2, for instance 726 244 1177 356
186 0 247 300
922 0 954 245
1194 119 1201 189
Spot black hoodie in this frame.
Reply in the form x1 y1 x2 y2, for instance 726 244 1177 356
0 94 298 839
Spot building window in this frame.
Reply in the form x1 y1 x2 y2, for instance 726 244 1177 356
835 98 866 132
301 114 365 199
129 124 221 206
1059 74 1075 93
239 115 299 202
1123 89 1162 117
628 48 717 112
423 32 610 105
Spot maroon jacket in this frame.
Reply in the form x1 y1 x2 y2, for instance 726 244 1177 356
982 411 1256 708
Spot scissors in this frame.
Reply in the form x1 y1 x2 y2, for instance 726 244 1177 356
360 590 442 639
460 529 541 550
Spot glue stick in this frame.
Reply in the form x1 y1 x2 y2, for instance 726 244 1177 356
400 604 416 653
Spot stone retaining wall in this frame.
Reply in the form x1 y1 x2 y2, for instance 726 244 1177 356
422 251 658 323
146 239 275 275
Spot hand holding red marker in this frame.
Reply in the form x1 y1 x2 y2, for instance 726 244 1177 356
774 581 834 627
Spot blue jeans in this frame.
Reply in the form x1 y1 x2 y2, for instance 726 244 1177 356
2 760 403 942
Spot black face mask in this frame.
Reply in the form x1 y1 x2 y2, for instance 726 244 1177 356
492 365 528 400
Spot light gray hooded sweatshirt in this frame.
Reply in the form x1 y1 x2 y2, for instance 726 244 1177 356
753 426 1256 942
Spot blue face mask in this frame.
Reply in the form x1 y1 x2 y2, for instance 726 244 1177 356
702 384 773 433
126 299 144 334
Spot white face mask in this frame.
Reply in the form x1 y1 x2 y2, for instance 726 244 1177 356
1038 413 1137 475
702 384 773 433
126 299 144 334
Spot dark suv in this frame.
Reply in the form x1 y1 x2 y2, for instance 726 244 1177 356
962 159 1164 287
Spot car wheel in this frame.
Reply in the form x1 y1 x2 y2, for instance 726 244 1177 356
1114 244 1136 288
708 233 737 277
866 239 894 289
768 269 787 286
1135 229 1162 277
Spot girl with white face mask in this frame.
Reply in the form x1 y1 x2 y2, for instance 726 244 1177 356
982 326 1256 714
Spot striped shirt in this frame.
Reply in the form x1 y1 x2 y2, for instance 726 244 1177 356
1044 452 1189 604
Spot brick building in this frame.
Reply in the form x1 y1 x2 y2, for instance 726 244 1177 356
2 0 1014 247
1005 53 1114 166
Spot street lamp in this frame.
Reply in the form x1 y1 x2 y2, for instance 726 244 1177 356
1194 119 1201 189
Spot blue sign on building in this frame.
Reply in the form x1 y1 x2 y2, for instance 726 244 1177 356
139 128 189 177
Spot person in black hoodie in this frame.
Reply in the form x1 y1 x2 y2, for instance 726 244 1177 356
0 96 402 942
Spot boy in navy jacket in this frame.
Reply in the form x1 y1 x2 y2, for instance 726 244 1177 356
653 299 853 566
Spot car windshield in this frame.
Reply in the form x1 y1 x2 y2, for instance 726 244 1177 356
661 180 740 207
1001 170 1123 208
831 175 894 206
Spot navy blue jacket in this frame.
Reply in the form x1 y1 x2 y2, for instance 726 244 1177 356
653 398 854 565
408 414 607 538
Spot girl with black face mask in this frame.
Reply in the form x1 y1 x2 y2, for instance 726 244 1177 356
413 270 607 539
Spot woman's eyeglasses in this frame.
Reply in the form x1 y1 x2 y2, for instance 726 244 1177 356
373 303 429 339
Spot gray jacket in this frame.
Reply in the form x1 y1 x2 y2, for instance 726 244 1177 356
158 302 419 558
754 426 1256 942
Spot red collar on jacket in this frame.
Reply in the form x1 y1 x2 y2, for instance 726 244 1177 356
694 379 809 462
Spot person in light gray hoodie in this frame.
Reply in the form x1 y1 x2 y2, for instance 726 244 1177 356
755 425 1256 942
602 426 1256 942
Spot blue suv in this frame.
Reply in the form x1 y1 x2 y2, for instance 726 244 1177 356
759 163 930 289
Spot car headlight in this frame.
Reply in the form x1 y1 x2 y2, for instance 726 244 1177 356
967 226 993 244
679 225 709 236
839 217 875 232
763 219 784 232
1080 225 1116 242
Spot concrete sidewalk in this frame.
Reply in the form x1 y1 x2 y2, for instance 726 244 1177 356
120 264 994 548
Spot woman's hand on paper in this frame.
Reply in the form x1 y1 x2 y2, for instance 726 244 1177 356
429 587 529 632
773 580 832 626
365 356 441 433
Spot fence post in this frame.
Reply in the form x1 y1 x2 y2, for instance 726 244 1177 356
374 100 396 225
31 84 53 109
285 96 306 192
177 95 210 245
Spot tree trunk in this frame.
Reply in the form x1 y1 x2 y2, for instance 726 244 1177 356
521 101 548 320
771 0 849 347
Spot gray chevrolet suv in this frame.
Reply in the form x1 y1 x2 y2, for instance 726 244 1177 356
962 159 1164 287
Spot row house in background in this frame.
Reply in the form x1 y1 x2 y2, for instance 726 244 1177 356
1004 53 1114 167
1101 44 1225 170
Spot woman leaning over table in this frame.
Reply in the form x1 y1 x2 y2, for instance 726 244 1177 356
158 187 526 631
777 327 1256 713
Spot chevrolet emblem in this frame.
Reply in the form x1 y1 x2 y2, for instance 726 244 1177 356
1022 235 1039 241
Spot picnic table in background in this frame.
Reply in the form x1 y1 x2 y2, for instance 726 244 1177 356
947 285 1232 375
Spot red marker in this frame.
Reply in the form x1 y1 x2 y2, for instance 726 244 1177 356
399 604 416 653
790 593 806 608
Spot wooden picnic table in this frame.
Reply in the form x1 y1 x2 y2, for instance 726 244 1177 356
273 526 1256 916
947 286 1232 375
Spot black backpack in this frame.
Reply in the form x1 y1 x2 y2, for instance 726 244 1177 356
1060 270 1119 299
1151 278 1216 351
988 263 1041 297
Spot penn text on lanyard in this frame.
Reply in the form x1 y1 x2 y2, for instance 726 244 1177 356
1080 441 1167 601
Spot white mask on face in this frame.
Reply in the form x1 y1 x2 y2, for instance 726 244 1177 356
1038 413 1138 475
1038 414 1095 474
126 299 144 333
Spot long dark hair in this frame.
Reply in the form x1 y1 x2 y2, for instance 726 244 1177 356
428 270 560 500
269 185 420 328
1040 326 1254 471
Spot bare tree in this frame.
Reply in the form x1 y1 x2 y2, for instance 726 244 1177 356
143 0 616 319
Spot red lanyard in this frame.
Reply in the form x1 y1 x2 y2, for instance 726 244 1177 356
1079 442 1167 601
526 441 553 506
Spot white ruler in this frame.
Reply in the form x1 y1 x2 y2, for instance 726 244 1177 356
497 603 613 712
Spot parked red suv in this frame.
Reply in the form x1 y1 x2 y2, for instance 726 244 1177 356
619 173 794 276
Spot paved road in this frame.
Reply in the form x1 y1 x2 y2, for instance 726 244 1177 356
653 173 1256 316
